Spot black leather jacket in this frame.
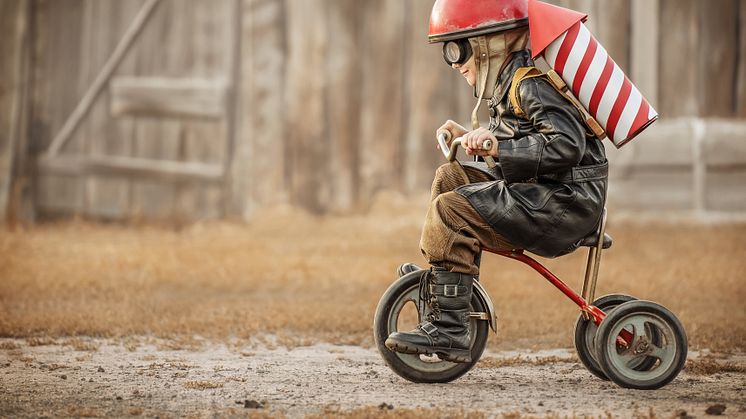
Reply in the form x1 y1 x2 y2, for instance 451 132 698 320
456 50 608 258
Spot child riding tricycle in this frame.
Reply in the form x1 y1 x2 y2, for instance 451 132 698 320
373 0 687 390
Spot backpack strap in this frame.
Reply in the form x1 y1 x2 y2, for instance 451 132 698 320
509 66 606 140
509 67 544 119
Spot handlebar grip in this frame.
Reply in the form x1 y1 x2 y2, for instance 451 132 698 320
482 139 496 168
437 133 497 168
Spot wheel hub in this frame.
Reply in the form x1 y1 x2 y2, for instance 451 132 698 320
634 340 649 355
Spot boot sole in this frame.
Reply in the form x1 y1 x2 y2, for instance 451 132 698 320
384 338 472 363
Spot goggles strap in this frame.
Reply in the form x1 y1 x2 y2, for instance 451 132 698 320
471 36 490 130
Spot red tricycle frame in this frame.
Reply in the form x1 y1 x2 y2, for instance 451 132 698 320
484 208 632 346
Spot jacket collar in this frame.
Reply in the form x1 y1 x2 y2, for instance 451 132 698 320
492 49 534 103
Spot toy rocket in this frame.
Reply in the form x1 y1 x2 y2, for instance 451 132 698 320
528 0 657 148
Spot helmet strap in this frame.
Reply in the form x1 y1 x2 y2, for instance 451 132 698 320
469 29 530 130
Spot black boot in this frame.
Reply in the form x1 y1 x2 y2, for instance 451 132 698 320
385 268 474 363
396 263 422 277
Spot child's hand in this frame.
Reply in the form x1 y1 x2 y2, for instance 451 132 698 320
435 120 468 150
461 127 498 157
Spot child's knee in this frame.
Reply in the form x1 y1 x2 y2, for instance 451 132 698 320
434 163 456 182
420 196 454 261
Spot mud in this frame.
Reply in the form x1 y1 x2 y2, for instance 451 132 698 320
1 338 744 418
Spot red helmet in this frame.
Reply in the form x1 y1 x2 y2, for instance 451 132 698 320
428 0 529 43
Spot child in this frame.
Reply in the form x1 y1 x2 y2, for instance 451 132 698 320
386 0 608 363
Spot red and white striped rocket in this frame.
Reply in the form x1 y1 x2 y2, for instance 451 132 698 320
528 0 657 148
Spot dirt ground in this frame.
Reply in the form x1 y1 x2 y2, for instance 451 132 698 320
1 193 746 417
1 338 745 418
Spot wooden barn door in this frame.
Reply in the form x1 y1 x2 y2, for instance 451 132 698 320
28 0 240 220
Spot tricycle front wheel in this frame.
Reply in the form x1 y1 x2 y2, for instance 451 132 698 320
373 270 489 383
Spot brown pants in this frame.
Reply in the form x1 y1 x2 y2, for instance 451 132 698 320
420 163 514 276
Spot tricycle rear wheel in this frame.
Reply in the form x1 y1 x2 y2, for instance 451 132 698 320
574 294 661 380
574 294 635 380
594 300 687 389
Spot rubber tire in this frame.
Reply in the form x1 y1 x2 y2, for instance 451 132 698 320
594 300 688 390
574 294 636 380
373 271 489 383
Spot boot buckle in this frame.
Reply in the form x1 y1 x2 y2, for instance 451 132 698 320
444 284 459 297
420 321 438 336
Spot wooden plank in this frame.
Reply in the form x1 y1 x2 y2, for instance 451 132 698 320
83 0 124 219
177 0 233 219
36 175 85 215
324 0 362 211
631 0 659 107
285 0 329 213
358 0 407 203
234 0 289 218
178 0 231 218
110 77 229 119
230 0 254 218
89 0 141 219
222 0 242 218
735 0 746 118
10 0 34 224
30 1 92 219
617 0 660 173
0 0 28 222
659 0 699 117
129 121 180 218
38 155 224 184
593 0 630 73
30 1 86 154
129 0 183 219
404 0 455 194
698 0 739 117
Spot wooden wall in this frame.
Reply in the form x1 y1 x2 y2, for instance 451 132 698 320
3 0 746 221
25 0 236 221
0 0 30 223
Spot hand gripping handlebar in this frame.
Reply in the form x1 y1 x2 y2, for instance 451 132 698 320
437 131 496 168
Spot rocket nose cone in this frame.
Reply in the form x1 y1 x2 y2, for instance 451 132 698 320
528 0 587 58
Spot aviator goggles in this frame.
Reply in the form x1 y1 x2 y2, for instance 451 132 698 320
442 39 473 66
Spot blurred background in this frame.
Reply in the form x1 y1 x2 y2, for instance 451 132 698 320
1 3 745 416
1 0 744 223
0 0 745 352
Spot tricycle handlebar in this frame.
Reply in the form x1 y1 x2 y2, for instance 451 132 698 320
437 131 495 168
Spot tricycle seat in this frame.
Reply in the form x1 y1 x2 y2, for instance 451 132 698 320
578 232 613 249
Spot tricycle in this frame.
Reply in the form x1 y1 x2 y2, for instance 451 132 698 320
373 135 687 390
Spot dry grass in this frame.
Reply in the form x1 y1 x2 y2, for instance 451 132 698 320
183 380 223 390
308 406 487 419
25 337 57 346
0 341 19 350
310 408 598 419
476 355 577 369
127 407 144 416
41 363 67 371
65 406 100 417
1 193 745 352
685 357 746 375
63 337 99 351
